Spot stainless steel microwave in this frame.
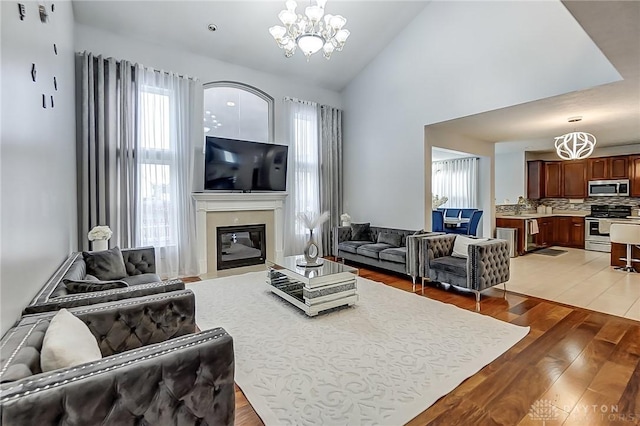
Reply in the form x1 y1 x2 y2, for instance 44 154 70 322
588 179 630 197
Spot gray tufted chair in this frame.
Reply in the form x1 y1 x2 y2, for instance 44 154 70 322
23 247 186 315
0 291 235 425
419 234 511 305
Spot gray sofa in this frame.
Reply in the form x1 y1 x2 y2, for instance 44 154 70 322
334 225 441 288
23 247 184 315
419 234 510 303
1 291 235 425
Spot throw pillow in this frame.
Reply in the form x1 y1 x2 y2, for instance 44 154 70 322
452 236 488 258
41 308 102 372
351 223 371 241
63 279 128 294
377 232 402 247
83 247 127 281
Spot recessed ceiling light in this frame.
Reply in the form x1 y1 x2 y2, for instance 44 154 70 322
213 119 218 123
211 114 216 118
217 123 223 127
208 24 218 32
204 127 211 132
226 101 235 107
206 110 211 114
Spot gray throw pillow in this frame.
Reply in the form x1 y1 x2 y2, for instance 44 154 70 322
377 232 402 247
63 279 128 293
82 247 128 281
351 223 370 241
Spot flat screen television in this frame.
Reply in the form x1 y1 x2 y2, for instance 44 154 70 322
204 136 288 191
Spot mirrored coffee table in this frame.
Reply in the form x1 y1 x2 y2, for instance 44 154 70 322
266 256 359 316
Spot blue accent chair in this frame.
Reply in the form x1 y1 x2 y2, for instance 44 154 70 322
444 209 461 218
432 210 445 232
460 208 478 219
453 210 483 236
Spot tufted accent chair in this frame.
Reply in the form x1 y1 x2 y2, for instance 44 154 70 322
0 291 235 425
419 234 511 305
23 247 186 315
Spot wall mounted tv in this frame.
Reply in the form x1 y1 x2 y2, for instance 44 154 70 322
204 136 288 192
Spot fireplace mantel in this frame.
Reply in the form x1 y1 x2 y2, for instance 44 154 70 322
192 192 287 274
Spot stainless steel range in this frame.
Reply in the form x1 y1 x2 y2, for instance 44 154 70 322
585 205 632 252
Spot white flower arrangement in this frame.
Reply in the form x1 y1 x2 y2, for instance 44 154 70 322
340 213 351 222
432 195 449 210
297 211 330 231
88 225 113 241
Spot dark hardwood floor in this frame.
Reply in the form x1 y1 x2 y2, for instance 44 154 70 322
189 260 640 425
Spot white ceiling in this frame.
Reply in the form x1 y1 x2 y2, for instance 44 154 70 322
430 1 640 154
72 1 428 92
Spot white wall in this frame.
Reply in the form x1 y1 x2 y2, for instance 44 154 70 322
495 151 526 204
1 1 77 335
74 24 343 192
342 0 620 230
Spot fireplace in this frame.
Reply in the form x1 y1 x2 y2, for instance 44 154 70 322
216 224 266 270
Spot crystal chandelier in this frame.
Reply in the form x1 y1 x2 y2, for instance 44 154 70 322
268 0 350 61
554 117 596 160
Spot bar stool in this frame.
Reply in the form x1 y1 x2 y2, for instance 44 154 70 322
610 223 640 273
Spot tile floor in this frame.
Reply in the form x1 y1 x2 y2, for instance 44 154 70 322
506 247 640 321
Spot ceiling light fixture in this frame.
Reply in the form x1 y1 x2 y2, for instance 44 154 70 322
554 117 596 160
226 101 235 107
269 0 350 61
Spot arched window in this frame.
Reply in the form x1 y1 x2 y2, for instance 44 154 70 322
203 81 274 143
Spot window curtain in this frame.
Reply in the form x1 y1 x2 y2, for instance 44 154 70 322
319 105 343 256
283 98 322 256
432 157 479 208
77 52 138 250
136 66 199 278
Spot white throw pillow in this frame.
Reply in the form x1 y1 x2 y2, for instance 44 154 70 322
41 308 102 372
452 236 488 258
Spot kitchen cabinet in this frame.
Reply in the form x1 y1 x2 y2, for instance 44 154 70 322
610 156 629 179
536 217 554 247
527 161 545 200
545 162 562 198
569 217 585 248
588 156 629 180
562 160 587 198
631 155 640 197
554 217 572 246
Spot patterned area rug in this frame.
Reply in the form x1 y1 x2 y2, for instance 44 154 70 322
190 272 529 425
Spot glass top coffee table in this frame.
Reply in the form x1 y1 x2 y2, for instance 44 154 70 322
266 256 359 316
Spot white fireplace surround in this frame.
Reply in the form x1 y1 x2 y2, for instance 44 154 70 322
193 192 287 275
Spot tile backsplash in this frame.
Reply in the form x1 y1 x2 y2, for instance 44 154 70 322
495 197 640 213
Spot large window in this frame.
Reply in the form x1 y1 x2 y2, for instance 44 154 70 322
203 82 274 142
139 87 175 247
432 157 479 208
293 111 320 237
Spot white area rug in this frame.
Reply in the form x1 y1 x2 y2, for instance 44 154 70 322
190 272 529 425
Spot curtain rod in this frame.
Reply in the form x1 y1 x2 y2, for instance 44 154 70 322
78 51 198 82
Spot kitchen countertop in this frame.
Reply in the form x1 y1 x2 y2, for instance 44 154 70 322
495 210 590 219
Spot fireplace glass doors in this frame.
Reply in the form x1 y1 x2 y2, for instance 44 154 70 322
216 224 266 270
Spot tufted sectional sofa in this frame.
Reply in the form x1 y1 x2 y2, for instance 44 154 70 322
0 291 235 425
23 247 185 315
334 225 441 287
419 234 510 303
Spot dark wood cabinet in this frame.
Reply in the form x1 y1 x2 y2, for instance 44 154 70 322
536 217 554 247
554 217 571 246
562 160 587 198
527 161 545 200
610 156 629 179
545 162 562 198
588 158 608 180
569 217 585 248
630 155 640 197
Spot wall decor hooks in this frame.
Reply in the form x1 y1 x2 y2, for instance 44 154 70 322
18 3 26 20
53 43 58 55
31 63 37 82
42 94 47 109
51 3 55 12
53 76 58 91
38 4 48 23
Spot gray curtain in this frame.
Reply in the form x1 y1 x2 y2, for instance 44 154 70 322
319 105 343 256
77 52 138 251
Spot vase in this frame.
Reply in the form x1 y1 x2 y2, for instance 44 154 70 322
92 239 108 251
303 230 320 266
